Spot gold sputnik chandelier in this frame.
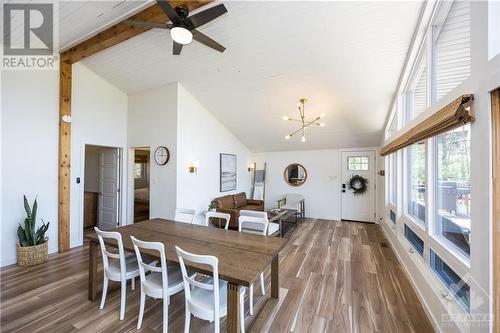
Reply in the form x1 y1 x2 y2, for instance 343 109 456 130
283 98 325 142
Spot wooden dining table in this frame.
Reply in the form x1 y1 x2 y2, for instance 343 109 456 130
85 218 287 332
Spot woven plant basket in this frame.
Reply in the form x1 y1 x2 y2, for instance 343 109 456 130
16 241 48 267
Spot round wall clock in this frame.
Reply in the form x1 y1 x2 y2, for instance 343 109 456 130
154 146 170 165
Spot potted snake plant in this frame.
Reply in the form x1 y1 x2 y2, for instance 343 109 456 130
16 195 50 267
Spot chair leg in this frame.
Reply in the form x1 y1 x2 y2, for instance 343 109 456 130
99 277 109 309
120 279 126 320
137 291 145 329
214 317 220 333
249 284 254 316
131 277 135 291
184 309 191 333
260 272 265 296
163 297 168 333
240 292 245 333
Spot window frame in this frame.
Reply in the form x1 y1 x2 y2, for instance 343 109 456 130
382 0 474 318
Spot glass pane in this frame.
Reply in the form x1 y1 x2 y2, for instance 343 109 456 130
407 143 426 223
430 250 470 312
404 224 424 256
407 45 428 121
435 1 471 102
390 153 397 205
390 209 396 224
435 124 471 256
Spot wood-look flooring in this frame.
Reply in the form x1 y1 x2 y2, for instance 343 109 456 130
0 219 434 333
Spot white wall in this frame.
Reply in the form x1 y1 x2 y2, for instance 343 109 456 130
1 70 59 266
128 83 178 222
176 84 253 225
71 63 128 247
253 149 384 222
253 150 340 219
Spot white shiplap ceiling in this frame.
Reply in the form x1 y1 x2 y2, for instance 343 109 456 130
76 1 422 152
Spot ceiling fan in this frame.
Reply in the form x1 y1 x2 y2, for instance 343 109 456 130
125 0 227 55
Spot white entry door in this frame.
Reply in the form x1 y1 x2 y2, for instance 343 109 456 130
98 149 120 230
341 150 376 223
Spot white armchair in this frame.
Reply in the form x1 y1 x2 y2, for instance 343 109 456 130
277 194 305 222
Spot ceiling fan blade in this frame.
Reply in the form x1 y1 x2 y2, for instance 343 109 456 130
188 4 227 28
157 0 182 24
125 20 172 29
192 30 225 53
173 41 183 55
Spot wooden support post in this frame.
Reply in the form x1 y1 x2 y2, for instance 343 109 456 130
58 60 71 252
56 1 211 253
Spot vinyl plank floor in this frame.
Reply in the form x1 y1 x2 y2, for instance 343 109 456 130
0 219 434 333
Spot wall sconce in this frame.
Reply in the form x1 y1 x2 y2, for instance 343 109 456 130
188 161 199 174
248 162 256 172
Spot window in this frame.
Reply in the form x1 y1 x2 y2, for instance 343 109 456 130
390 153 397 205
430 250 470 312
404 224 424 256
348 156 369 171
390 209 396 224
407 45 428 121
386 113 398 139
434 1 471 102
406 142 426 223
435 124 471 257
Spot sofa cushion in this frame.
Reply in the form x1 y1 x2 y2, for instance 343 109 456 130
215 195 234 209
241 205 262 212
233 192 248 208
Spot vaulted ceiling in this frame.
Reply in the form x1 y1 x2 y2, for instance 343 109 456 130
63 1 422 152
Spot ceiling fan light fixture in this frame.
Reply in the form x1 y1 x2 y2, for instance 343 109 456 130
170 26 193 45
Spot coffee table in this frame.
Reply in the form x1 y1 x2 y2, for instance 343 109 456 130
267 209 298 237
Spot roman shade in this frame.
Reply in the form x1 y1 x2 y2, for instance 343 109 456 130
380 94 474 156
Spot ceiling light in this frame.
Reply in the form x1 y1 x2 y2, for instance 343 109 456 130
170 26 193 45
320 113 326 118
283 98 325 142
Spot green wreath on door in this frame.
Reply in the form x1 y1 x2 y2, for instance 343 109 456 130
347 174 369 196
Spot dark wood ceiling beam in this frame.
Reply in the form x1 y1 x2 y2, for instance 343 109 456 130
60 0 211 64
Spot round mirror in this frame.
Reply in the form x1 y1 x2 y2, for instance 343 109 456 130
284 163 307 186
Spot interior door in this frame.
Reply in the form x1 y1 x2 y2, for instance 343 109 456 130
341 150 376 223
98 148 119 230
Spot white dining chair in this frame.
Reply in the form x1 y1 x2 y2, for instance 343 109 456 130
94 227 141 320
239 210 279 236
175 246 246 333
205 211 231 229
175 208 197 224
237 216 268 316
131 236 184 332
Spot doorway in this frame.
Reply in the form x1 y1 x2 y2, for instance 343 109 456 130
132 148 150 223
340 150 376 223
83 145 122 238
